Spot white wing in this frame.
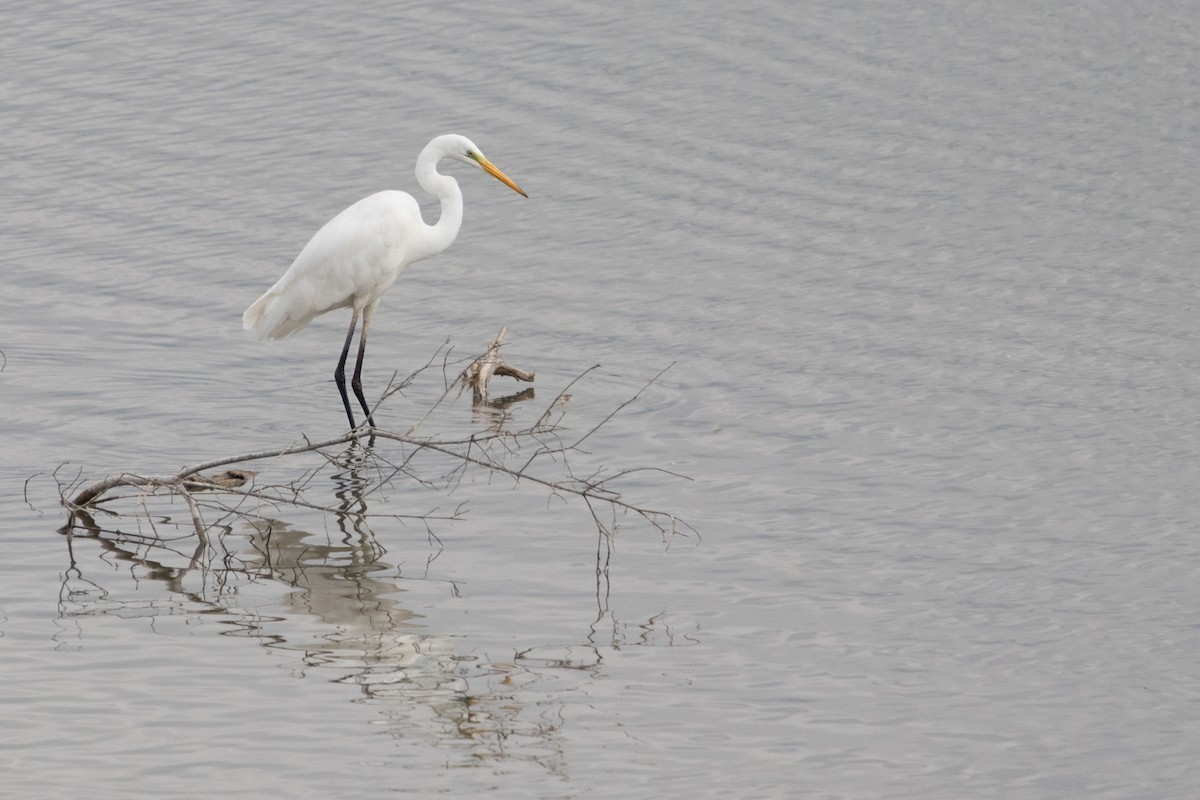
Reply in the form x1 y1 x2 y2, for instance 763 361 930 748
243 191 426 340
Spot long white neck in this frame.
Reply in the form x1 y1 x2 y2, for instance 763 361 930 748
414 138 464 258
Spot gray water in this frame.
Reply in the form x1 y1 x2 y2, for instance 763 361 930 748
3 1 1200 797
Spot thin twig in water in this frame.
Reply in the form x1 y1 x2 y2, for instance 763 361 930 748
58 347 691 545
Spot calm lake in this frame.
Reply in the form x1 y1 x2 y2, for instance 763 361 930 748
3 1 1200 797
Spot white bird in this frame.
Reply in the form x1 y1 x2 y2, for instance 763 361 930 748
243 134 527 429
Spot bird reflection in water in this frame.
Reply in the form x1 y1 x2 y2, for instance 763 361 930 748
56 467 568 771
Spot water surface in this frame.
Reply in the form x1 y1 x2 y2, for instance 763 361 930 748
3 2 1200 798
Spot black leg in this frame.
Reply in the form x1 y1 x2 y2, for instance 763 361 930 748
350 309 375 427
335 310 360 429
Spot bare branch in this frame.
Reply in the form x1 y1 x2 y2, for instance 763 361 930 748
459 326 536 406
58 333 690 547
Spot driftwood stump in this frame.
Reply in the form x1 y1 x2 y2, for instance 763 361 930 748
460 326 535 405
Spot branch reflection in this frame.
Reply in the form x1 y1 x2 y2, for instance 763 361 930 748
55 460 563 771
55 442 693 774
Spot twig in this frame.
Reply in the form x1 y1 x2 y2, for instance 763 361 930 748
59 337 690 545
459 326 535 405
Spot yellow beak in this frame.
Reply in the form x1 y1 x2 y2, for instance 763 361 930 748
475 155 528 197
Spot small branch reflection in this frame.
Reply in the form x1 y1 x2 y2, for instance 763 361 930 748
55 451 697 776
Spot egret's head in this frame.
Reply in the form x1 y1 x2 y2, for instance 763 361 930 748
445 135 527 197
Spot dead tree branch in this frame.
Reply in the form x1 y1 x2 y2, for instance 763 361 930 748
459 326 536 405
58 335 691 546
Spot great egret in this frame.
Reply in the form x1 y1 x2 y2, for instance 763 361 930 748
243 134 527 428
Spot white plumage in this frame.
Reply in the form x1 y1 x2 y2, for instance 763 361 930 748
244 191 424 340
243 134 526 428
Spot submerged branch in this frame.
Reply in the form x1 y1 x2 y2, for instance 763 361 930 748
59 338 690 545
459 326 536 405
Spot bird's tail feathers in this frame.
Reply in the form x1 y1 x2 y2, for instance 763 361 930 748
243 291 311 341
